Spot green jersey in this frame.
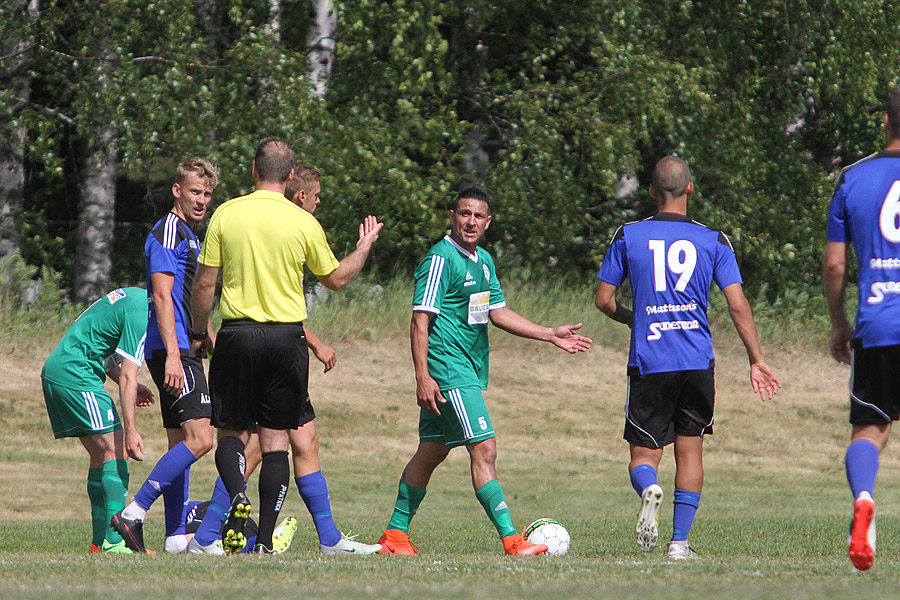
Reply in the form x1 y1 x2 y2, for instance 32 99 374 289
412 235 505 390
41 288 148 392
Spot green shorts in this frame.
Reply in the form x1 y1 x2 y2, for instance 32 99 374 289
42 378 122 438
419 386 495 448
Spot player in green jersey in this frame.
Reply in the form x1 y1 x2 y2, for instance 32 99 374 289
41 287 155 553
376 187 592 556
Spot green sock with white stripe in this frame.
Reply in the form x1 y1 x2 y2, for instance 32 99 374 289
475 479 516 538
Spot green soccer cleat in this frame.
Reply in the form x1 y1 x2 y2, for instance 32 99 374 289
272 516 298 555
101 539 134 554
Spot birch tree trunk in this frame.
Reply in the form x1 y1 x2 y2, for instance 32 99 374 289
264 0 281 41
307 0 336 99
72 125 117 303
0 0 39 262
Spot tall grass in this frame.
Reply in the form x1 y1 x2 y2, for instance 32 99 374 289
0 253 843 357
0 251 83 351
307 270 839 356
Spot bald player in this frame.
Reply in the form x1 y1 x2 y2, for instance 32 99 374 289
594 156 781 559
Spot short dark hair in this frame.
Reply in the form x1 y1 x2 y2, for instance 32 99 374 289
888 85 900 139
651 156 692 201
453 186 491 213
254 138 295 183
284 163 320 200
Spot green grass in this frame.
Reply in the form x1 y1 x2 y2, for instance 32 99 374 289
0 268 882 598
0 516 895 599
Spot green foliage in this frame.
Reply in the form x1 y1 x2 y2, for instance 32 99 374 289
5 0 900 299
0 251 80 346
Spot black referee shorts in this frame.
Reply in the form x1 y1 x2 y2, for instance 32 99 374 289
850 339 900 425
624 364 715 448
208 319 315 431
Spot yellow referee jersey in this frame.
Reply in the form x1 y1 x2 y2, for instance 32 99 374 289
199 190 340 323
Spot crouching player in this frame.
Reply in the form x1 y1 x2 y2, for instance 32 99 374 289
41 288 154 553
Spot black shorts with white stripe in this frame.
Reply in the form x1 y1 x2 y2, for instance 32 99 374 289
623 363 715 448
850 339 900 424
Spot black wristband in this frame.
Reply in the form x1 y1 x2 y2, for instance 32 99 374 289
190 330 208 341
612 303 633 326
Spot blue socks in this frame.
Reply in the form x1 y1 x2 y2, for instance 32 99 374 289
630 465 658 496
162 467 190 536
846 439 879 499
134 441 198 511
672 489 701 542
193 477 231 546
297 471 341 547
631 465 702 542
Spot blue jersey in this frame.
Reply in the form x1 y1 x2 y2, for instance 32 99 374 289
598 213 743 374
144 212 201 358
827 150 900 348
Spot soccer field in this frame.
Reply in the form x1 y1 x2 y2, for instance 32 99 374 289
2 331 899 598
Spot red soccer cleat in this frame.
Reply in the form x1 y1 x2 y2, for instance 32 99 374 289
502 533 548 556
849 492 876 571
376 529 419 555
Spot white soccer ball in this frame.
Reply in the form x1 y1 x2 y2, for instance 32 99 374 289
524 518 570 556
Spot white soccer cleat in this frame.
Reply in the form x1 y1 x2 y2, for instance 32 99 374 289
635 484 663 551
186 537 225 556
319 533 382 555
848 491 876 571
164 534 188 554
665 540 699 560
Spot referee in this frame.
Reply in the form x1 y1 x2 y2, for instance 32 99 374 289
191 138 382 554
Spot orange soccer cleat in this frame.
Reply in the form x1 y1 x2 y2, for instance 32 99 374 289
376 529 419 555
502 533 548 556
849 491 876 571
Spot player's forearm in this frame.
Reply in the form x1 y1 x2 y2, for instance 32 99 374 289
105 365 122 385
823 242 850 328
595 282 632 326
118 363 139 431
319 247 370 291
303 325 325 354
726 295 765 365
489 307 553 342
191 265 219 334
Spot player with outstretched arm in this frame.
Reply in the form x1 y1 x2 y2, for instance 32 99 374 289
376 186 592 556
594 156 781 559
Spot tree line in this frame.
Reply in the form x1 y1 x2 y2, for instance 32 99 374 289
2 0 898 304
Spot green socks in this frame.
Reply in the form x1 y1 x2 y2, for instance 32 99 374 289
475 479 516 538
386 480 427 532
100 459 129 544
87 468 106 547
